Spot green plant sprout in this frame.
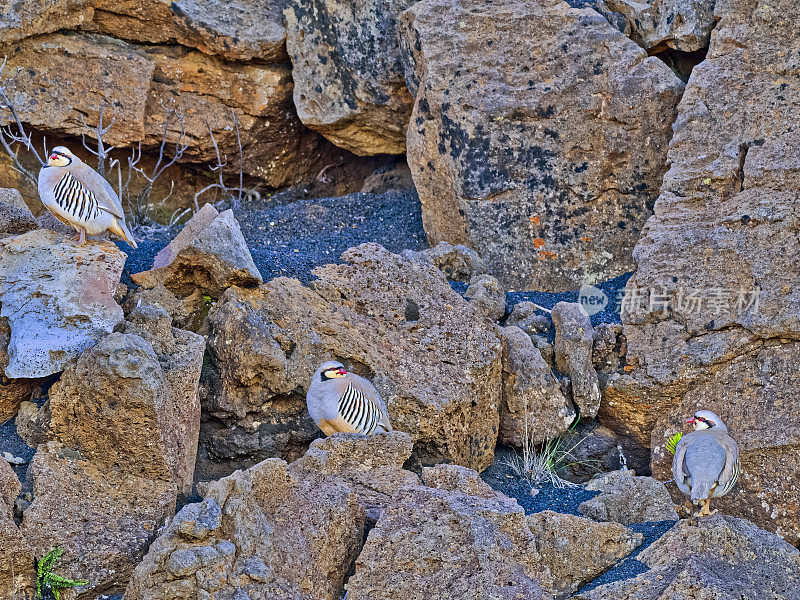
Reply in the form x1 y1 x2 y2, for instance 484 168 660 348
666 432 683 455
36 547 88 600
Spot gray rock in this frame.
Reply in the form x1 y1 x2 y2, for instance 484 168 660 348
576 515 800 599
499 326 575 447
605 0 716 52
578 470 679 524
0 188 37 236
285 0 415 155
400 0 684 291
552 302 600 418
173 498 223 540
167 548 202 578
403 241 487 282
0 230 126 378
505 302 552 339
131 203 262 298
464 274 506 321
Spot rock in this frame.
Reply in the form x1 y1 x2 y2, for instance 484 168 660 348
600 0 800 544
131 204 262 298
285 0 415 155
578 470 679 524
605 0 716 52
20 443 176 599
552 302 600 418
289 432 420 522
49 331 202 494
505 302 553 339
15 399 52 448
0 0 93 44
419 462 500 498
402 241 488 282
203 243 502 471
124 456 365 600
592 322 625 374
400 0 683 291
499 326 575 447
0 471 34 600
0 457 19 516
0 188 37 236
0 230 125 379
345 465 547 600
575 515 800 599
464 274 506 321
0 317 38 421
529 510 642 597
559 420 650 482
360 160 416 194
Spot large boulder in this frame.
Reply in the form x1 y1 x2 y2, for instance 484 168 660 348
575 515 800 599
20 443 177 599
284 0 415 155
1 458 33 599
578 470 679 524
203 243 502 471
124 456 365 600
48 330 203 494
0 230 125 378
599 0 800 544
345 465 548 600
399 0 684 291
498 325 575 447
131 204 262 299
604 0 716 52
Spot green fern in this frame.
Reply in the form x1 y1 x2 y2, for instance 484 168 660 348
666 432 683 455
36 547 88 600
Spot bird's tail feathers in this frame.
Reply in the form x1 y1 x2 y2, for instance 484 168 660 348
690 481 713 502
109 217 138 249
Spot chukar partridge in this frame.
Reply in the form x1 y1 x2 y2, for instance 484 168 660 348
38 146 137 248
307 361 392 436
672 410 740 516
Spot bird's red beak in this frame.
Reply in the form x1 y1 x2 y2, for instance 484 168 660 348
49 154 57 161
685 417 696 424
337 368 347 375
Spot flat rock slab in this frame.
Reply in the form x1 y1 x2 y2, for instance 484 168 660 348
0 230 125 378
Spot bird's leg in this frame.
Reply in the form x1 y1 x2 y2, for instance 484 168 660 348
681 499 694 516
696 498 713 517
77 227 86 246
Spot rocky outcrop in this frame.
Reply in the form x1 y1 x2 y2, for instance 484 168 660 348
604 0 716 52
285 0 415 155
578 470 679 524
499 325 574 447
575 515 800 599
600 0 800 544
203 243 502 471
0 188 37 236
124 455 365 600
49 329 203 494
131 204 262 298
553 302 600 418
0 230 125 378
20 443 177 599
465 274 506 321
400 0 684 291
346 465 548 600
528 510 642 598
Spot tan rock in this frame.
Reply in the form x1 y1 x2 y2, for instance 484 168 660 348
465 273 506 321
0 188 37 236
575 515 800 599
346 466 547 600
402 241 488 282
600 0 800 544
0 317 37 421
0 0 93 44
578 470 679 524
203 243 502 471
605 0 716 52
285 0 414 155
553 302 600 418
131 204 261 298
528 510 642 598
0 230 125 379
49 331 202 493
124 456 365 600
499 325 575 447
0 457 19 517
20 444 177 599
400 0 683 291
0 507 34 600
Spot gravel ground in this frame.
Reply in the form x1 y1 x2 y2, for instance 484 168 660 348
0 416 34 481
483 446 675 592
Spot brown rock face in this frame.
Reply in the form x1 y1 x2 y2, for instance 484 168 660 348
599 0 800 544
285 0 415 155
0 230 125 379
131 204 262 298
0 457 33 600
20 444 177 599
0 0 93 44
400 0 684 291
203 243 502 471
576 515 800 599
346 466 547 600
49 331 203 494
499 325 575 447
124 456 365 600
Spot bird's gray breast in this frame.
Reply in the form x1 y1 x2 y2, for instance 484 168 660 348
684 435 727 484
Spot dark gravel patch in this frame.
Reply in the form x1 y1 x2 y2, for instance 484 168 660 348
482 446 676 591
